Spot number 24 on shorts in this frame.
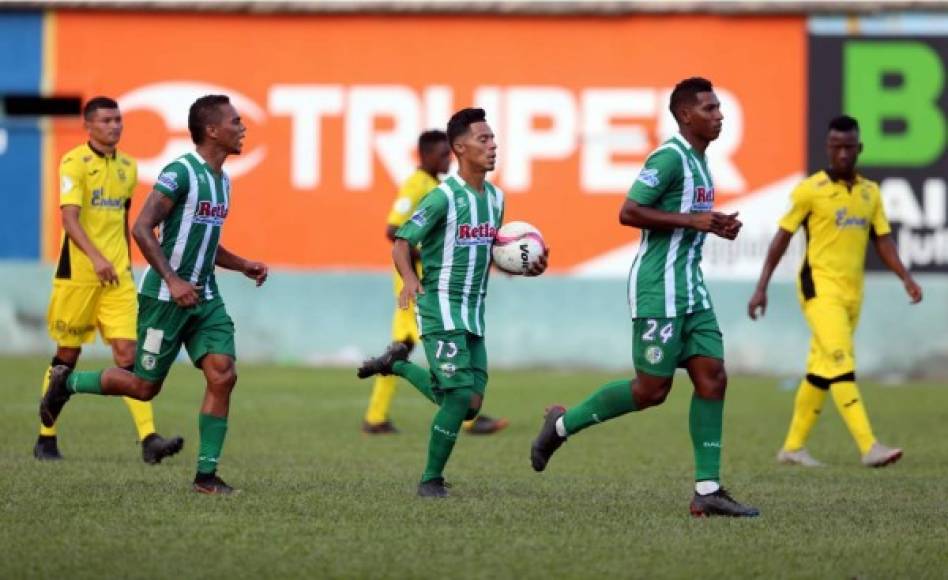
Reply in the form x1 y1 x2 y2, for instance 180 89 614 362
642 319 674 343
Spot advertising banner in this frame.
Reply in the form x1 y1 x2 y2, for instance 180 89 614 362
48 12 805 273
809 20 948 273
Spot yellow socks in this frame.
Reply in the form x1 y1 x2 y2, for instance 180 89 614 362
123 397 156 441
39 366 57 437
782 379 827 451
365 375 398 425
831 381 876 455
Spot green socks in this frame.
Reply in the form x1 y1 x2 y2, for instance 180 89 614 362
197 413 228 475
563 379 637 435
392 360 437 404
66 370 103 394
689 394 723 482
421 387 475 483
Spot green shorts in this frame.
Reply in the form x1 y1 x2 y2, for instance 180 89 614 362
134 294 236 382
421 330 488 396
632 309 723 377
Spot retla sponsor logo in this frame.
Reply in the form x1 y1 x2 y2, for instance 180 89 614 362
456 222 497 246
194 201 229 226
692 186 715 212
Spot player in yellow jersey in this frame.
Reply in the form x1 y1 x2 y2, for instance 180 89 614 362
748 115 922 467
34 97 183 463
362 130 509 435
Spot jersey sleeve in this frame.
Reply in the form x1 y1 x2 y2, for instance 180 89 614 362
627 148 682 206
870 188 892 237
154 161 189 201
386 174 430 228
777 181 813 233
59 154 86 207
395 188 449 245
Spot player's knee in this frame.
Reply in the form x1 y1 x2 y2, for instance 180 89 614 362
634 380 672 408
209 368 238 393
133 378 162 401
697 367 727 399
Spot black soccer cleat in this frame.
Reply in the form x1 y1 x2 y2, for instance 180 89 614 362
357 341 410 379
531 405 567 472
141 433 185 465
33 435 63 461
417 477 449 498
39 365 73 428
193 472 237 495
689 488 760 518
361 420 399 435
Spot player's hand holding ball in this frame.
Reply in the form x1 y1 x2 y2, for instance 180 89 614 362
492 221 549 276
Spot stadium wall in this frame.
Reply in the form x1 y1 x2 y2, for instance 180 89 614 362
1 9 946 375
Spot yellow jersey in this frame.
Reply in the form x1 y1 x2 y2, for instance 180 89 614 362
56 143 138 284
778 170 891 302
386 168 439 228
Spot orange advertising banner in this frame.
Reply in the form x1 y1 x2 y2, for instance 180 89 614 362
49 12 805 272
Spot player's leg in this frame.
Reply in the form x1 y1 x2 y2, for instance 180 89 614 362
363 305 417 433
777 339 828 466
35 281 99 459
184 298 239 494
417 331 478 497
358 339 438 405
530 317 679 472
682 311 757 517
462 333 508 435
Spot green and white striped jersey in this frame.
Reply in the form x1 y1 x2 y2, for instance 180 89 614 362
626 134 715 319
139 152 231 302
396 174 505 337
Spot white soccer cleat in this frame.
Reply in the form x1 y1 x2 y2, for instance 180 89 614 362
861 442 903 468
776 447 824 467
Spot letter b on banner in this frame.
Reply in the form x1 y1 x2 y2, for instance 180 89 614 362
844 41 945 166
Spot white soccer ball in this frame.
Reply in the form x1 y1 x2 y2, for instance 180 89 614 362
491 221 546 275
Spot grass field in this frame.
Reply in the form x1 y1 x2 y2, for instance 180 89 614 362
2 355 947 579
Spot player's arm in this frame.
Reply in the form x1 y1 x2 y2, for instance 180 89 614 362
392 239 420 309
872 233 922 304
391 190 448 309
215 245 268 287
132 190 200 308
59 157 118 285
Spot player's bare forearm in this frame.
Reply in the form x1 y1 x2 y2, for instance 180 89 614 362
392 238 418 285
61 206 107 263
754 229 794 292
619 200 694 231
873 234 910 281
132 190 179 282
214 245 248 272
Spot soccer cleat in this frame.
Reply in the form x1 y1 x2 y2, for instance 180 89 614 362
361 420 399 435
690 488 760 518
39 365 73 428
417 477 449 498
464 414 510 435
530 405 567 472
356 342 410 379
33 435 63 461
193 472 237 495
141 433 185 465
861 442 903 468
776 447 824 467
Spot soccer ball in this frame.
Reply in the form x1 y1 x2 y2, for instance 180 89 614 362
492 221 546 274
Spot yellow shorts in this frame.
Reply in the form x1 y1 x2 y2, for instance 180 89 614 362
47 273 138 347
802 296 861 378
391 267 421 344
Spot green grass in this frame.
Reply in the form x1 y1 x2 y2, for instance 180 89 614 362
2 355 947 579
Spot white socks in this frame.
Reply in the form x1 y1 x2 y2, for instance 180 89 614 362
554 416 568 438
695 480 721 495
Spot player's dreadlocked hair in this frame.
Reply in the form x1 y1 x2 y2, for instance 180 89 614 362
83 96 119 120
446 108 486 146
669 77 714 122
828 115 859 133
188 94 232 145
418 129 448 155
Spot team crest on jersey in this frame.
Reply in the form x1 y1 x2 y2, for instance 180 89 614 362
692 186 715 212
157 172 178 192
456 222 497 246
117 168 127 182
194 201 229 225
637 168 660 188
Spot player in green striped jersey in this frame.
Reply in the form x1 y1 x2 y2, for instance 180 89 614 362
40 95 269 495
358 108 547 498
531 78 759 517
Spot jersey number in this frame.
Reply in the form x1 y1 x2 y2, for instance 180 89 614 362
642 320 674 344
435 340 458 359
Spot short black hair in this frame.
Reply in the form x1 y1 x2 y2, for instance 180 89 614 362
418 130 448 155
188 94 231 145
828 115 859 133
83 96 119 120
446 108 486 146
669 77 714 122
